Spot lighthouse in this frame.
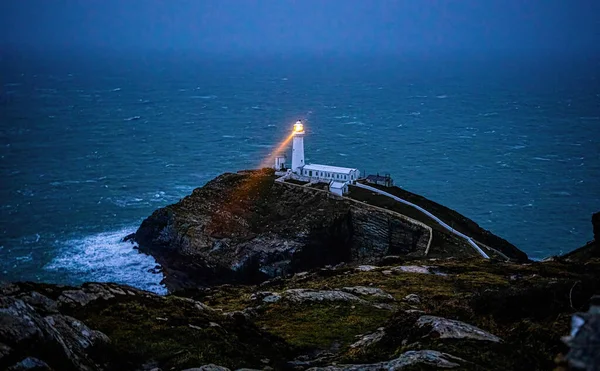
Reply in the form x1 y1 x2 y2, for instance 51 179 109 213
291 120 305 173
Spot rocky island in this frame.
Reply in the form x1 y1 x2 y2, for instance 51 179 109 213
2 169 599 371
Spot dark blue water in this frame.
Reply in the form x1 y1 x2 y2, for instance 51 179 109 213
1 51 599 292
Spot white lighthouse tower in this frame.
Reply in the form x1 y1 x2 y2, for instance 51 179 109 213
291 120 305 174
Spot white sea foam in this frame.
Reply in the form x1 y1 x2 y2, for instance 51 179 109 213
44 227 166 294
436 95 448 99
124 116 141 121
111 88 122 92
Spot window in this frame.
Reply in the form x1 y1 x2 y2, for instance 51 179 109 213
309 170 312 177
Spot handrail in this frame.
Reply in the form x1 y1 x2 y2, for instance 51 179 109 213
354 183 490 259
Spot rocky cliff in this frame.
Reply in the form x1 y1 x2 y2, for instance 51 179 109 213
132 169 524 291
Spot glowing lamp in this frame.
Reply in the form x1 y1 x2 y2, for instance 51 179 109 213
293 121 304 133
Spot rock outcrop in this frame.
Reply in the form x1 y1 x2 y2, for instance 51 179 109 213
132 169 524 290
0 282 290 371
133 170 433 290
562 212 600 262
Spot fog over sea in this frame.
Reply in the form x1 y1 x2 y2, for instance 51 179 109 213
1 51 599 293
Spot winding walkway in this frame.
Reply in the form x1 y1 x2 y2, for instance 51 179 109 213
353 183 490 259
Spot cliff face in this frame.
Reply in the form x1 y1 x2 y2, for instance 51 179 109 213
134 170 432 290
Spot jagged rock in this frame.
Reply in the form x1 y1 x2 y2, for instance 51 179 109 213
0 295 109 371
7 357 52 370
18 292 58 314
181 365 231 371
43 315 110 368
0 342 12 359
404 309 426 315
417 315 502 342
392 265 431 274
349 328 385 349
306 350 464 370
341 287 394 301
0 282 20 296
562 295 600 370
356 265 378 272
281 289 366 304
403 294 420 304
250 291 281 304
0 296 45 346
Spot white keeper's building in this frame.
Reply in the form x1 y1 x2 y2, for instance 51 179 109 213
276 121 360 195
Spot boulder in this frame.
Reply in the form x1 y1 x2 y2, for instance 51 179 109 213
281 289 366 304
43 315 110 369
416 315 502 342
355 265 378 272
562 295 600 370
7 357 52 370
181 365 231 371
306 350 464 370
0 296 45 346
403 294 420 305
18 292 58 315
0 295 109 371
392 265 431 274
341 287 394 301
349 328 385 349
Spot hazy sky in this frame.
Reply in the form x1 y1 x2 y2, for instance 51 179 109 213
2 0 599 55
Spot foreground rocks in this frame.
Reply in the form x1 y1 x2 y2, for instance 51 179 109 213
2 253 600 370
0 282 290 370
130 169 525 290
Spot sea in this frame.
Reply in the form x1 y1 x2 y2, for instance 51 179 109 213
1 50 599 294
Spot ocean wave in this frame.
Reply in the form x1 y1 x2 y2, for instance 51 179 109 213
124 116 141 121
44 227 166 294
107 197 146 208
436 95 448 99
190 95 217 99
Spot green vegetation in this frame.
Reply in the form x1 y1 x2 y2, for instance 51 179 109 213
256 302 391 351
74 295 290 370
